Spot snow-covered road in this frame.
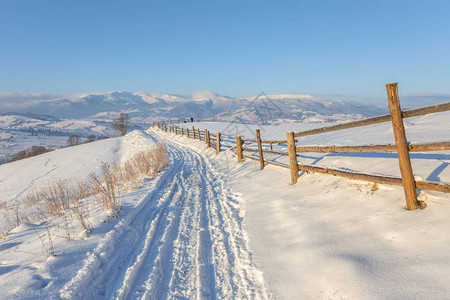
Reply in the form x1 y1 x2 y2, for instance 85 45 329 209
60 130 268 299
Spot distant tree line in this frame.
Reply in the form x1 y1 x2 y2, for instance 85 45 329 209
66 134 109 147
20 127 69 136
8 146 54 163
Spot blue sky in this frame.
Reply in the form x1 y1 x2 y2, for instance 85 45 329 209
1 0 449 100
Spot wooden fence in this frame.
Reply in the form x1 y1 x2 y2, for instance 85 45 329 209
153 122 222 154
152 83 450 210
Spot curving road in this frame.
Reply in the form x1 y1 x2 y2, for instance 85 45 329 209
60 129 268 299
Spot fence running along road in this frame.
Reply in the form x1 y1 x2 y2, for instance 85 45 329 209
152 83 450 210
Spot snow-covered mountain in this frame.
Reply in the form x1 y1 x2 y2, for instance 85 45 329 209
0 90 387 123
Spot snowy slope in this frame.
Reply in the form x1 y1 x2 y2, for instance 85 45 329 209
0 111 449 299
166 113 450 299
0 130 268 299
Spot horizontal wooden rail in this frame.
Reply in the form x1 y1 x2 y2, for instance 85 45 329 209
241 137 286 144
416 181 450 193
262 140 287 144
297 164 450 193
266 160 290 169
294 101 450 138
242 154 289 169
241 138 257 142
409 141 450 152
262 150 289 156
296 141 450 153
242 147 258 152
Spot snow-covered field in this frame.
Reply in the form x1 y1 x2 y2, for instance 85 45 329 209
0 114 117 163
0 111 449 299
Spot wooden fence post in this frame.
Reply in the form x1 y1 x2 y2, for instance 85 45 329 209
192 126 196 139
187 129 190 138
181 127 184 136
286 131 299 184
216 132 221 154
386 83 425 210
256 129 264 169
205 130 210 147
236 136 244 162
198 128 201 140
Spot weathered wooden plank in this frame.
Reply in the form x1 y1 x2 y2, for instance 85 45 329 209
262 150 289 156
242 138 286 144
298 163 404 186
409 141 450 152
265 160 290 169
297 163 450 194
416 181 450 193
294 101 450 138
295 141 450 154
403 101 450 118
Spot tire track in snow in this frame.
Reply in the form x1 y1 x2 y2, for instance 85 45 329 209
60 130 269 299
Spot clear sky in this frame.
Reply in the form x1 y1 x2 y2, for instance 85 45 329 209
1 0 449 99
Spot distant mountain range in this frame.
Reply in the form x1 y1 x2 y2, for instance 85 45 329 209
0 90 391 125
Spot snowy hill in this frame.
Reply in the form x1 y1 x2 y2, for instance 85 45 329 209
0 114 449 298
0 90 386 122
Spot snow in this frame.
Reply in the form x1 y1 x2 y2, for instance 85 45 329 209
0 110 449 299
164 113 450 299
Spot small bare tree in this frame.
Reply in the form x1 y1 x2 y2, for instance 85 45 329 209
67 135 81 147
113 113 130 136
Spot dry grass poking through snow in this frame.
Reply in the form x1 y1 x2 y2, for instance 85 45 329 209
0 145 169 249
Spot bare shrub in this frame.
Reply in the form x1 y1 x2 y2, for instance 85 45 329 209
41 179 72 216
151 144 169 174
76 180 89 199
90 163 120 213
130 145 169 179
24 190 44 208
4 143 168 241
121 161 140 189
71 194 92 234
